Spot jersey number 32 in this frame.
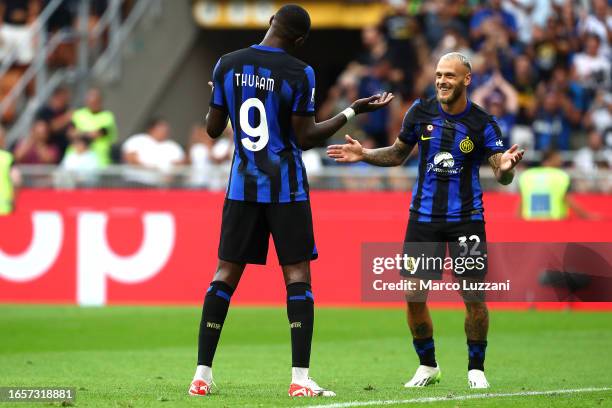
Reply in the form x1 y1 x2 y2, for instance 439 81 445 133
239 98 269 152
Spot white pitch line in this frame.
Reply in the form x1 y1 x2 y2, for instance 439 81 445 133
304 387 612 408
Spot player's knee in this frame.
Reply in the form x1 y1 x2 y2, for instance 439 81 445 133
282 261 311 285
212 260 245 288
465 301 488 315
405 289 429 304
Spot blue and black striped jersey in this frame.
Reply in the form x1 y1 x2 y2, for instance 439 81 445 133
210 44 315 203
399 97 506 222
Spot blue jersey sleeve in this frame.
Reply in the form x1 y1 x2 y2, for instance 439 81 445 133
209 57 227 112
484 118 505 158
292 65 316 116
398 99 421 144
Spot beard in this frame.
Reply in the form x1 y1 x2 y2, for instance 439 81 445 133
436 84 464 105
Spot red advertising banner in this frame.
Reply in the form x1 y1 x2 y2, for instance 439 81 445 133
1 190 611 306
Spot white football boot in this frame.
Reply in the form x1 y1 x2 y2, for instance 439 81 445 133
404 365 441 387
288 377 336 397
468 369 490 388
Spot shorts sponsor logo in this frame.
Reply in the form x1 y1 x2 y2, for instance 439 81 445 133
206 322 222 330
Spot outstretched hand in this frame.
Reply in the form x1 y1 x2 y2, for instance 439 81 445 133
326 135 364 163
351 92 394 114
500 144 525 172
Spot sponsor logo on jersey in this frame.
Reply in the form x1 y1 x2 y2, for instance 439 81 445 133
427 152 463 175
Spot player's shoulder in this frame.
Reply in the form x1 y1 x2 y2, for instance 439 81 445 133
466 101 498 130
404 96 437 123
218 47 312 77
281 54 314 80
215 47 253 67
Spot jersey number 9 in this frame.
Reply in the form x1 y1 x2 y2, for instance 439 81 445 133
239 98 269 152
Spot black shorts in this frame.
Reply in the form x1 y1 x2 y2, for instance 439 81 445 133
402 219 488 279
218 199 318 266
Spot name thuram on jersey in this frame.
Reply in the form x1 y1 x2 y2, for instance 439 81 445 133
235 73 275 91
210 45 316 203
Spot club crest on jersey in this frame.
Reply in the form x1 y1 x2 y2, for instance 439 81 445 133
459 136 474 153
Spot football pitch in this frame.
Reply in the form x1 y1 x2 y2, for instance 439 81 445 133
1 306 610 407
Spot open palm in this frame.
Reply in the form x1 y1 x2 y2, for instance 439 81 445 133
326 135 364 163
500 144 524 171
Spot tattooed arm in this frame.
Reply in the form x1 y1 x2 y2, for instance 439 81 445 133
327 136 415 167
489 144 524 185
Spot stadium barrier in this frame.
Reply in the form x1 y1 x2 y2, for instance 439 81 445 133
0 190 611 309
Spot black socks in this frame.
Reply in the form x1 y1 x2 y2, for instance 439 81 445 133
197 281 234 367
467 340 487 371
413 337 437 368
286 282 314 368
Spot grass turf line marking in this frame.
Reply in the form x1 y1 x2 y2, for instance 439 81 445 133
304 387 612 408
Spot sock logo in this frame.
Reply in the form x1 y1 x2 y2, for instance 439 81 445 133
206 322 222 330
290 322 302 328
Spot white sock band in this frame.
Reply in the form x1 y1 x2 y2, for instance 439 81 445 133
340 107 356 121
194 365 212 383
292 367 309 383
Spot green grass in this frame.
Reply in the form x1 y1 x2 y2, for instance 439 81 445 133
0 306 611 407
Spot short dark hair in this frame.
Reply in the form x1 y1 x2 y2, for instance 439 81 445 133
541 148 560 163
274 4 311 41
146 117 166 131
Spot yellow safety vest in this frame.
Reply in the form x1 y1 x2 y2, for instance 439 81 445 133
519 167 570 220
71 108 118 166
0 150 15 215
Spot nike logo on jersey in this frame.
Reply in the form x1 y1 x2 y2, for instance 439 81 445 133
421 135 434 141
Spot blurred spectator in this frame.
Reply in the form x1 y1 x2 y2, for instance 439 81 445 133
422 0 468 49
357 59 393 147
0 125 20 215
472 70 518 146
188 124 232 190
511 55 538 148
584 91 612 137
546 66 587 116
519 149 594 220
188 125 213 188
70 87 118 166
44 0 76 67
301 149 324 180
532 89 576 151
318 70 367 145
357 25 391 67
571 34 611 103
380 0 419 97
577 0 611 58
59 135 101 186
470 0 517 49
502 0 559 46
432 27 473 61
0 0 40 65
574 128 612 169
13 119 59 164
528 7 578 82
122 118 185 186
35 86 72 157
573 129 612 193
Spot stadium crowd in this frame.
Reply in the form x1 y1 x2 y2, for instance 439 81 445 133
0 0 610 191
